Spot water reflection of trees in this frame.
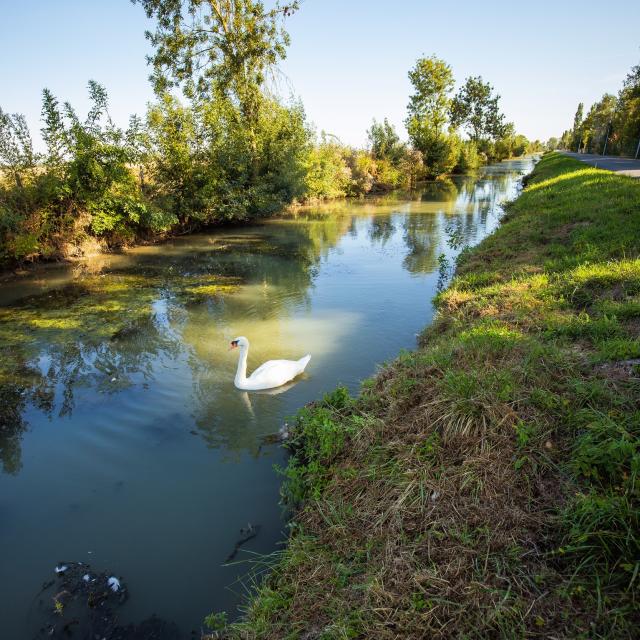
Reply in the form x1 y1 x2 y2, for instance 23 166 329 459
0 162 532 470
369 217 396 245
0 214 354 471
402 213 442 273
0 287 184 475
420 178 459 205
1 384 30 475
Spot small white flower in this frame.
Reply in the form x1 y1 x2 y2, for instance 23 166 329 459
55 565 68 574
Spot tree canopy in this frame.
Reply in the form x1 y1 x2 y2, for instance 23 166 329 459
133 0 299 101
367 118 405 165
406 56 454 136
450 76 506 141
557 58 640 156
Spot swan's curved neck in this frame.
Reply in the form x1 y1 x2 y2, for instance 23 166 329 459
234 344 249 387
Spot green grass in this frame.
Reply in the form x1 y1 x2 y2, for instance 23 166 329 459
218 154 640 639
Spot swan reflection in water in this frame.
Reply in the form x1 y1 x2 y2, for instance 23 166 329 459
238 376 309 419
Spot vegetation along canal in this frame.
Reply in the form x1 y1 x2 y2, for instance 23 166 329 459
0 157 534 637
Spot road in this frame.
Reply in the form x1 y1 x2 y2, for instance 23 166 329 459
561 151 640 178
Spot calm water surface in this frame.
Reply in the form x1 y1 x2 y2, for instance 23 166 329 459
0 158 533 637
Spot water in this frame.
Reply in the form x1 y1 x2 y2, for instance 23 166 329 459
0 158 533 637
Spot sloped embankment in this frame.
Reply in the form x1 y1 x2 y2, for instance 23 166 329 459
225 153 640 639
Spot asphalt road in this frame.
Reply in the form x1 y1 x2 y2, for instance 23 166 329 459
561 151 640 178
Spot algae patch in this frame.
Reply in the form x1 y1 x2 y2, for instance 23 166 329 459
0 268 241 475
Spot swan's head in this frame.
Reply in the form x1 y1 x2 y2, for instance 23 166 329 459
229 336 249 351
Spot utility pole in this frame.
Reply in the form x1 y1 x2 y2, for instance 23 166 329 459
602 122 611 156
635 137 640 159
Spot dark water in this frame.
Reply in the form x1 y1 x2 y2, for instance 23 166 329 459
0 158 534 637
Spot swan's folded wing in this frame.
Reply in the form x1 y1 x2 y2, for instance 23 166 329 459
249 359 296 382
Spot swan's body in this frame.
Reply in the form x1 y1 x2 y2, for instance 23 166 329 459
230 336 310 391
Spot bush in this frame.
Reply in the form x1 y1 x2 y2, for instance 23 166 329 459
454 140 481 173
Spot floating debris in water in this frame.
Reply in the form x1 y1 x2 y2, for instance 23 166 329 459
107 576 121 592
257 423 290 452
225 523 260 563
32 561 180 639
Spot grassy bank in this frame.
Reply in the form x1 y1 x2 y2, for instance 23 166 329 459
219 153 640 639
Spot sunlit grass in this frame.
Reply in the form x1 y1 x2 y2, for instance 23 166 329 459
222 153 640 638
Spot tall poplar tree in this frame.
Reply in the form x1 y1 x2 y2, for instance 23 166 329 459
572 102 584 151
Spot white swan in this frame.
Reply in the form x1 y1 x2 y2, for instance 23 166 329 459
229 336 310 391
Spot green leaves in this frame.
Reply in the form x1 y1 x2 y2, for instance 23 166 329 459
1 81 153 263
565 53 640 157
134 0 299 102
146 91 311 223
406 55 454 136
449 75 506 142
0 107 37 189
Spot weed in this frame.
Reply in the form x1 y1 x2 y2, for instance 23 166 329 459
204 611 228 634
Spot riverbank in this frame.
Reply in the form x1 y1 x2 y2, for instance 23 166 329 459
0 161 513 280
221 153 640 638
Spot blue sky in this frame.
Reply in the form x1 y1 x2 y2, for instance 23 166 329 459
1 0 638 149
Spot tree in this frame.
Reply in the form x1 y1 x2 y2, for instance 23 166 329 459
135 0 310 214
126 114 152 190
406 56 454 136
147 90 310 222
367 118 404 165
559 129 572 150
304 133 351 200
546 137 560 151
571 102 584 151
41 89 67 171
133 0 299 164
0 108 37 191
146 94 203 222
454 140 480 173
449 76 506 142
556 59 640 158
405 56 459 177
490 122 530 160
581 94 616 154
134 0 298 98
398 148 424 189
493 122 516 160
614 61 640 156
